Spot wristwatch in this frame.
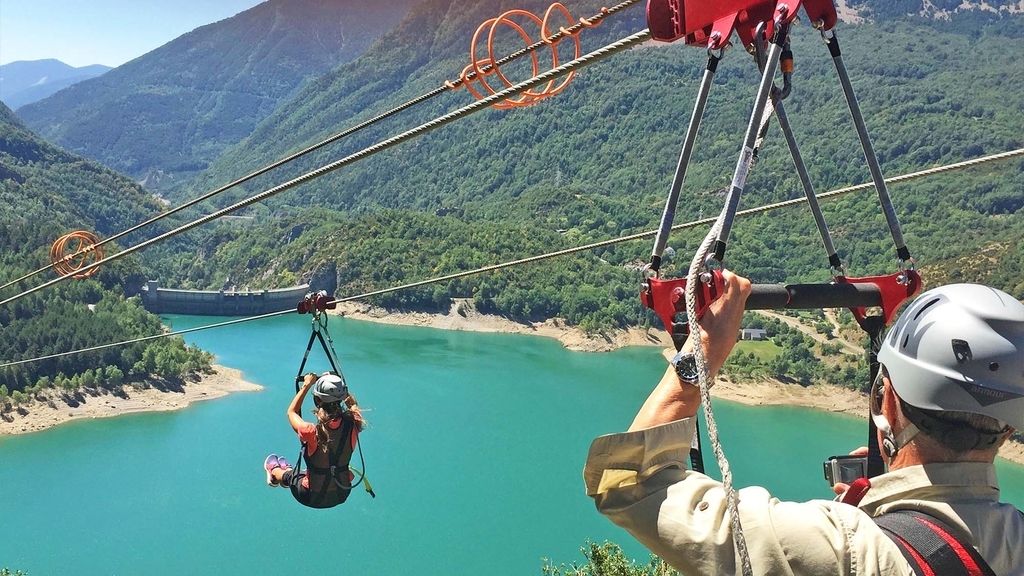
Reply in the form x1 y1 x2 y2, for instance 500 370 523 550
671 351 700 386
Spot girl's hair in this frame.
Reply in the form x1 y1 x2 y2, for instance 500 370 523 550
313 398 350 454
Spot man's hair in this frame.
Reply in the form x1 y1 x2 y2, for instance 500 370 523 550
904 403 1008 454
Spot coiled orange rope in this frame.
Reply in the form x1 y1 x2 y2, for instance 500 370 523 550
50 231 104 278
460 3 595 109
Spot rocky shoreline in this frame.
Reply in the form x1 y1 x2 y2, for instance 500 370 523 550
0 364 261 436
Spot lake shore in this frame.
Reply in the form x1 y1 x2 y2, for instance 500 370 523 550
0 364 261 436
334 301 1024 467
333 300 673 352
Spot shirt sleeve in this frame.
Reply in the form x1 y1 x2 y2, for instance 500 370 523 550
297 422 318 454
583 418 910 576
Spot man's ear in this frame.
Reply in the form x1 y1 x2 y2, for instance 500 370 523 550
881 376 903 423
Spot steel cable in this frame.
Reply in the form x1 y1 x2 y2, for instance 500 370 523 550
0 0 644 295
3 148 1019 368
0 29 654 309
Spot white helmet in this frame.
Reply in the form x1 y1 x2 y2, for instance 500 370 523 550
313 373 349 404
878 283 1024 430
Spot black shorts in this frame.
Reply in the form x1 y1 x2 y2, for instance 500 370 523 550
282 470 350 509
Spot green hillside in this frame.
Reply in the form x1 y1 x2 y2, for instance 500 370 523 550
0 102 210 405
146 2 1022 328
16 0 415 193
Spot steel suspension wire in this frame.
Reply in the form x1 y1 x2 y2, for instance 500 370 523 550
2 147 1019 369
0 29 654 310
0 0 643 295
0 310 294 369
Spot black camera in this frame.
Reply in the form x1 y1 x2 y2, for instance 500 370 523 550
823 455 867 486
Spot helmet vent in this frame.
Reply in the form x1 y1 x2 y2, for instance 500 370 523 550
913 297 941 320
951 339 973 364
902 334 910 349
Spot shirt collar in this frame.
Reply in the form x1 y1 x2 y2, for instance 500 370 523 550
857 462 1000 514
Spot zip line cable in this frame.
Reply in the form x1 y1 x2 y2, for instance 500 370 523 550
0 311 294 369
3 147 1019 369
0 29 654 311
0 0 643 294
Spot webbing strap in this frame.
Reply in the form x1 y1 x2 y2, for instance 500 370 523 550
861 315 886 477
294 323 342 381
308 417 355 507
875 511 996 576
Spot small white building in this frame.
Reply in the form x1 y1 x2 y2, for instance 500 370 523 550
739 328 768 341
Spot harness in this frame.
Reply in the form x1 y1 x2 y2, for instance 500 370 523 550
295 416 358 509
874 510 997 576
291 290 376 505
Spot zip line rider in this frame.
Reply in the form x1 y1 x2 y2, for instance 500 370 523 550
585 270 1023 575
264 372 365 509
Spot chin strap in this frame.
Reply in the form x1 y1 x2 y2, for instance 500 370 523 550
870 408 920 460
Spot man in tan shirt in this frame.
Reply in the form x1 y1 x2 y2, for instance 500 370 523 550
585 271 1023 575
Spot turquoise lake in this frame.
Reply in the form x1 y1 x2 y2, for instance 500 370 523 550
2 315 1022 575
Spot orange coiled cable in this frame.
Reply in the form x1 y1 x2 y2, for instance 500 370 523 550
460 2 588 109
50 231 104 279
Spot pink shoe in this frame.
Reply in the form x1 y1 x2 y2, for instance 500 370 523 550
264 454 281 487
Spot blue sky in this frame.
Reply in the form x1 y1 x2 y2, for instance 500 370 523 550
0 0 265 67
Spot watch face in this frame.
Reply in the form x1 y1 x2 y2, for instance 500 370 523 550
673 352 699 384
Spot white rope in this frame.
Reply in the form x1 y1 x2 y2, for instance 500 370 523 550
685 213 754 575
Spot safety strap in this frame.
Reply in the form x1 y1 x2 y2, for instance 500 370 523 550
306 417 356 507
861 314 887 478
294 316 343 382
874 510 996 576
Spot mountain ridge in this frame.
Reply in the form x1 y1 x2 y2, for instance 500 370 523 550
0 59 112 110
17 0 416 193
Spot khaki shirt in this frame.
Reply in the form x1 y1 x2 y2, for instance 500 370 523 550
584 418 1023 575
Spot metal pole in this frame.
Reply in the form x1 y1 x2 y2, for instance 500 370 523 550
751 30 842 274
712 25 790 263
822 29 911 263
650 52 722 272
774 100 843 273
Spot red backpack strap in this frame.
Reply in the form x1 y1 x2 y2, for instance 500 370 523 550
873 510 996 576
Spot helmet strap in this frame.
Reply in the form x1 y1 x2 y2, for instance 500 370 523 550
869 373 920 460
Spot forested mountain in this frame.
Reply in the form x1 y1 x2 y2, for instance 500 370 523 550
843 0 1024 20
16 0 416 194
154 0 1022 321
0 102 209 405
0 59 111 110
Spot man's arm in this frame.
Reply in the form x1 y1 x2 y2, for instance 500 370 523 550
629 270 751 431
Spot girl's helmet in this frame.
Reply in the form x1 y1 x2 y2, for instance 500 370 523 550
878 283 1024 430
313 373 349 404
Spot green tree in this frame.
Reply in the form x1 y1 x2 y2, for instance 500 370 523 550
543 542 678 576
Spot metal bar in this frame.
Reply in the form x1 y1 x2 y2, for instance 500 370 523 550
650 52 722 272
712 25 790 263
745 282 881 310
751 30 842 273
823 30 910 263
774 101 843 272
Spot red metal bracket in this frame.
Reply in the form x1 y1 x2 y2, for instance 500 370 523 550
641 269 725 334
647 0 837 47
838 270 922 326
297 290 337 315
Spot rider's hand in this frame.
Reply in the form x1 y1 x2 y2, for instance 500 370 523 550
693 269 751 377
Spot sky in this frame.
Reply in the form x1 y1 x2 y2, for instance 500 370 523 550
0 0 266 67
